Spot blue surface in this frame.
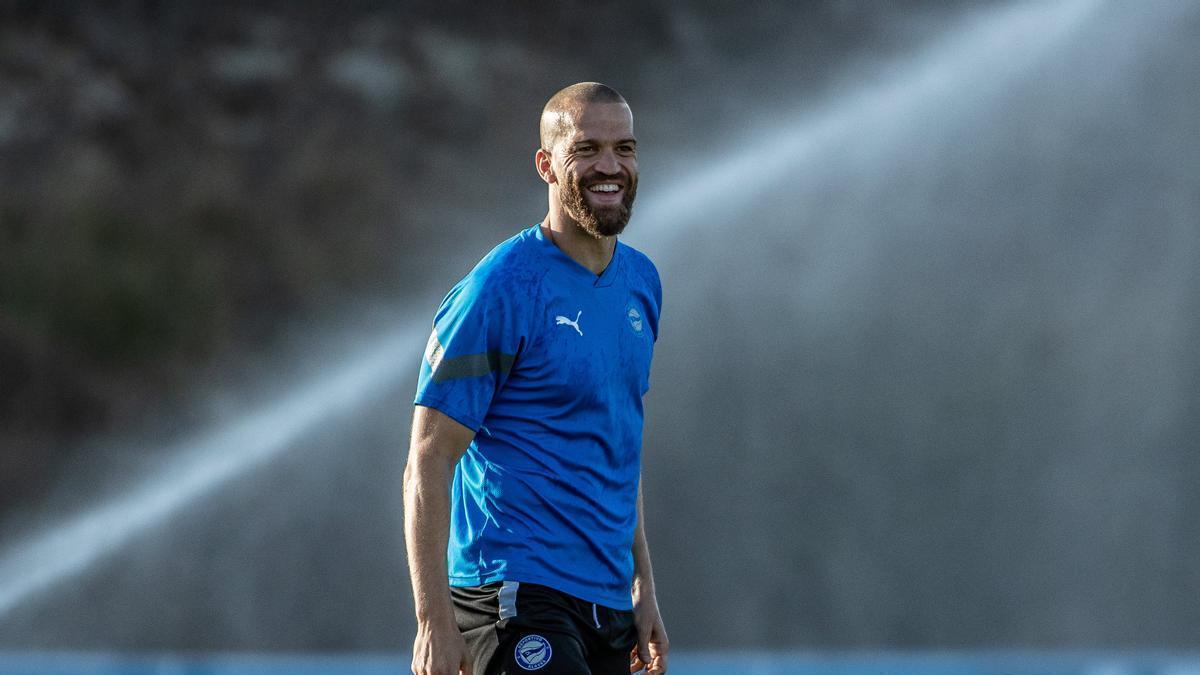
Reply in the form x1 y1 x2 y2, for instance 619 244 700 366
2 651 1200 674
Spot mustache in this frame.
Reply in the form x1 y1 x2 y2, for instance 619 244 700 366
576 171 634 186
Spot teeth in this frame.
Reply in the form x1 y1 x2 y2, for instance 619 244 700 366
588 184 619 193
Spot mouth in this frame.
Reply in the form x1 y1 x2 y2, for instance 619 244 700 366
585 182 624 205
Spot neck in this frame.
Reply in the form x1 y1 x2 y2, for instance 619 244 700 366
542 207 616 276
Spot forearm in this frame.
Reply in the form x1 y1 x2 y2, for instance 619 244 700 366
404 454 456 623
404 406 475 626
631 478 657 602
404 406 476 675
630 475 669 673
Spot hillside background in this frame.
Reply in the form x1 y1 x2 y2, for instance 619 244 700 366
3 0 1199 652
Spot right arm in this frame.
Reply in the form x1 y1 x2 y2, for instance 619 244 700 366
405 404 477 675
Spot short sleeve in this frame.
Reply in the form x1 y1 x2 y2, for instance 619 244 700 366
414 274 524 432
634 252 662 343
650 263 662 343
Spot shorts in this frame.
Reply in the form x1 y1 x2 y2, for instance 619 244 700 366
450 580 637 674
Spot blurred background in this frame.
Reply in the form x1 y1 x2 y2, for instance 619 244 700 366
2 0 1200 671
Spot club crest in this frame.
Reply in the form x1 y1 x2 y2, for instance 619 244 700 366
515 634 553 670
626 302 644 336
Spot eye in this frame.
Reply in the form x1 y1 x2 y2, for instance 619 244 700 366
617 144 636 155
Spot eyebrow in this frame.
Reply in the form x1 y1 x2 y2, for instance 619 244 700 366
573 138 638 147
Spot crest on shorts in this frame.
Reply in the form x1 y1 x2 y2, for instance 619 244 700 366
514 634 553 670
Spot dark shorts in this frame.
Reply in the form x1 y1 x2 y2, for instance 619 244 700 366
450 581 637 675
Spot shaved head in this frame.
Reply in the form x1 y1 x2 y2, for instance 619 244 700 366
540 82 628 152
534 81 638 239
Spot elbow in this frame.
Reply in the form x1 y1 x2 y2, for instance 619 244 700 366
403 452 426 503
403 453 428 499
403 448 454 499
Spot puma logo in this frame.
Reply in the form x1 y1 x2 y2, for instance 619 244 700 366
555 310 583 336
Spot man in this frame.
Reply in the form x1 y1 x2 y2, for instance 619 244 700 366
405 82 668 675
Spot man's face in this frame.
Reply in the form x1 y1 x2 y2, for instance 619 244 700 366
551 103 638 238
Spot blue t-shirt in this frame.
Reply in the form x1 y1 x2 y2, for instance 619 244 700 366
414 223 661 609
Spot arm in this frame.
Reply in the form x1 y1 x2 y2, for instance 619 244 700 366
630 476 669 674
405 404 476 675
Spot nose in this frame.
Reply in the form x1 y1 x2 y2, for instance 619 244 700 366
594 148 620 175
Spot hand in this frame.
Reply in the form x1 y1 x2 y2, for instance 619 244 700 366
411 617 473 675
629 592 669 674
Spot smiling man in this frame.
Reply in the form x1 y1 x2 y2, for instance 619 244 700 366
405 83 668 675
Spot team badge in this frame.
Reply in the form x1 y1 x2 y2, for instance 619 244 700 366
626 302 644 336
514 634 553 670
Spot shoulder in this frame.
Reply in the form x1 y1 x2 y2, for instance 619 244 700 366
448 226 548 311
620 241 662 304
620 242 659 282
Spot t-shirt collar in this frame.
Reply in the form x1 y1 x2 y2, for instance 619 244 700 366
533 223 621 288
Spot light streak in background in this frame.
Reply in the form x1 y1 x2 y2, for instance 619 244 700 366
628 0 1099 250
0 322 426 618
0 0 1101 621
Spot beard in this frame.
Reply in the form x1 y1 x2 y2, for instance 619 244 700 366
558 170 638 239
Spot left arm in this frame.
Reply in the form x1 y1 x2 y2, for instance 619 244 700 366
630 475 669 674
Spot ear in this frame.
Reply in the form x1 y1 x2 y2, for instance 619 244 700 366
534 147 556 185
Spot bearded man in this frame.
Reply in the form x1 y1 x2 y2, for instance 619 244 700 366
405 82 668 675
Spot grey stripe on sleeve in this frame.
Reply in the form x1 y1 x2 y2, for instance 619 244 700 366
426 327 515 384
430 350 516 384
